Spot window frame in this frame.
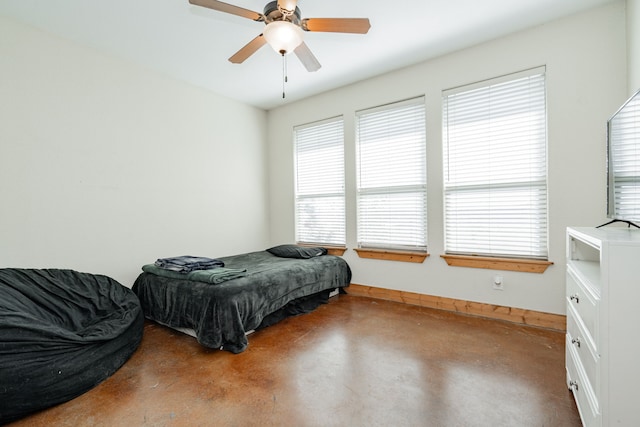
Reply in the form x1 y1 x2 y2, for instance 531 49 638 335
442 67 550 263
293 116 346 247
355 96 428 255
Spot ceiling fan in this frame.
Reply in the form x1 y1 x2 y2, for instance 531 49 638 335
189 0 371 72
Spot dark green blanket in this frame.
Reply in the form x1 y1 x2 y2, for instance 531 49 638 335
132 250 351 353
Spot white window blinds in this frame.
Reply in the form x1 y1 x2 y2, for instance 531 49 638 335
294 117 345 246
356 97 427 251
442 68 548 259
608 90 640 221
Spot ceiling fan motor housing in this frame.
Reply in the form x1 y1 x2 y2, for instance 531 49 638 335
263 1 301 25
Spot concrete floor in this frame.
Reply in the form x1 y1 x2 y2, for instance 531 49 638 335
9 295 581 427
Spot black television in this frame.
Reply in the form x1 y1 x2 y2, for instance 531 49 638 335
601 88 640 228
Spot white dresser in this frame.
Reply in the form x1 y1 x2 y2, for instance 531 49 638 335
565 227 640 426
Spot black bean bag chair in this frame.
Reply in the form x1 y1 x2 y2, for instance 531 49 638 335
0 268 144 424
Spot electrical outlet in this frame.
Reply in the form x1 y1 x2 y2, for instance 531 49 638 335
493 275 504 290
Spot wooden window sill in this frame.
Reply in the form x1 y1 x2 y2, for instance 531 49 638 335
440 254 553 273
324 246 347 256
354 248 429 263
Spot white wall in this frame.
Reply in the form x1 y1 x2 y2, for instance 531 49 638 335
0 16 269 287
267 2 627 315
629 0 640 93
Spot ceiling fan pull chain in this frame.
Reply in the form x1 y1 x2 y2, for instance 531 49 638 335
282 51 288 99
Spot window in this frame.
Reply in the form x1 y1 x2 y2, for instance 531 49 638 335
356 97 427 252
294 117 345 246
442 67 548 259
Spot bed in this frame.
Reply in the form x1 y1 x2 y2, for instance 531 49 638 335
0 268 143 424
132 246 351 353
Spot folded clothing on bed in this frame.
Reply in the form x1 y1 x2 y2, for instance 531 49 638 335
142 264 246 284
154 255 224 273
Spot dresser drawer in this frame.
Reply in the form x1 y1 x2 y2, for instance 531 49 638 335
566 266 599 347
566 339 601 427
566 306 599 397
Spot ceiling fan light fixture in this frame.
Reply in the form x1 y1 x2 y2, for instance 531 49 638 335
263 21 304 55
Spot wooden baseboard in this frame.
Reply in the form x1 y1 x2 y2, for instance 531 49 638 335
346 283 566 332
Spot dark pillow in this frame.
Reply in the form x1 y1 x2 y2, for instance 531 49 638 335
267 244 328 259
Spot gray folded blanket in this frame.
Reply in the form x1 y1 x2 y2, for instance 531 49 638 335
142 264 247 284
154 256 224 273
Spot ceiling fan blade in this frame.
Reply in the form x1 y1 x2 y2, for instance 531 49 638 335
294 42 321 72
277 0 298 15
302 18 371 34
189 0 264 21
228 34 267 63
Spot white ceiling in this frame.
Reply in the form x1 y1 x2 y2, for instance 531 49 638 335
0 0 615 110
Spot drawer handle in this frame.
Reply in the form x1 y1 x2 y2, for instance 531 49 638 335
569 380 579 391
569 294 580 304
571 337 581 348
